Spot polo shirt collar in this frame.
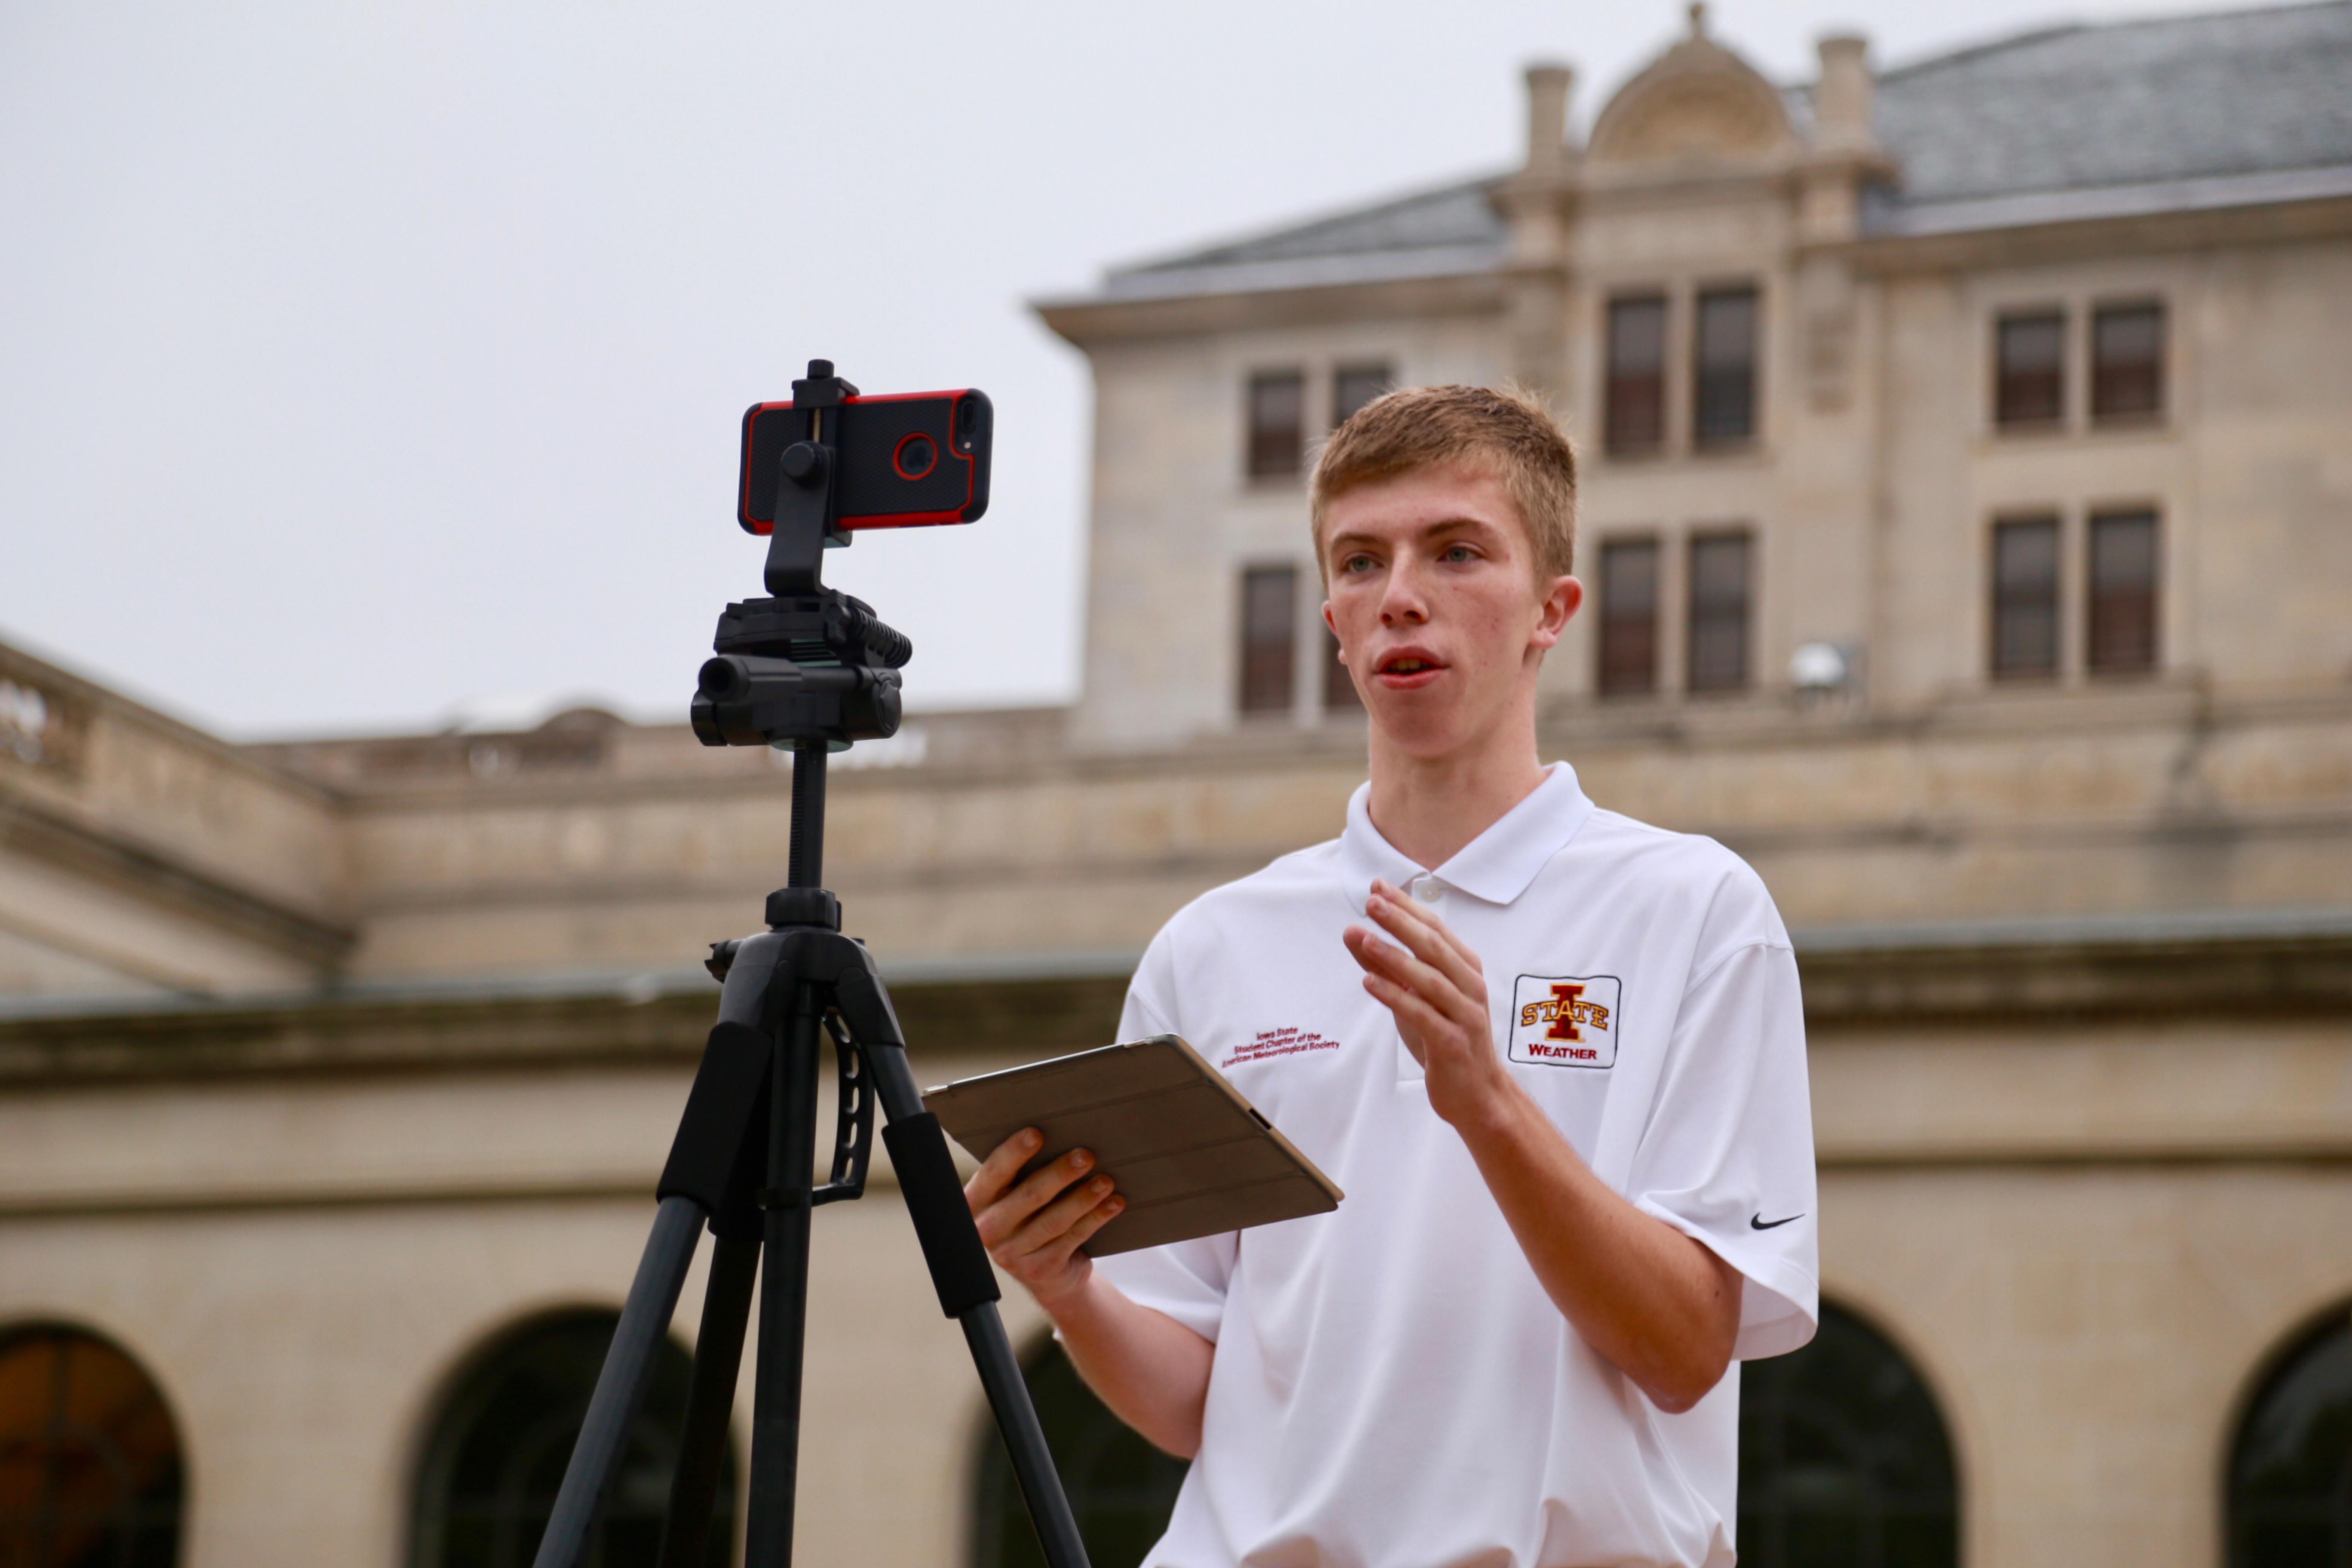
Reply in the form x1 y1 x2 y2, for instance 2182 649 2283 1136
1336 762 1596 913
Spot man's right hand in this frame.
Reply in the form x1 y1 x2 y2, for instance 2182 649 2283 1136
963 1127 1126 1314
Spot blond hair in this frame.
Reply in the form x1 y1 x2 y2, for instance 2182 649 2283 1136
1308 383 1578 585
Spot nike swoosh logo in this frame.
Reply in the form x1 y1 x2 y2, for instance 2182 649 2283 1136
1751 1213 1803 1230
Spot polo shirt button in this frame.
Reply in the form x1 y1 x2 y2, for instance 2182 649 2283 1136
1411 876 1444 903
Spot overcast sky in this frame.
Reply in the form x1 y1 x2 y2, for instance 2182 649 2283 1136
1 0 2277 739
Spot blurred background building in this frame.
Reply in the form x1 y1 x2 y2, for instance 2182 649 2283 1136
3 3 2349 1565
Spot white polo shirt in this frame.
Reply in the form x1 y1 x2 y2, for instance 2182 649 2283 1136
1094 762 1817 1568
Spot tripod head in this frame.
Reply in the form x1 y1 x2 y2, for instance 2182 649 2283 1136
690 595 909 749
691 358 988 751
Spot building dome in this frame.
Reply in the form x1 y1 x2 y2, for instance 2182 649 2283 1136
1586 3 1795 167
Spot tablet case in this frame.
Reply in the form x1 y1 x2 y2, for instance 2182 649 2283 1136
921 1035 1344 1257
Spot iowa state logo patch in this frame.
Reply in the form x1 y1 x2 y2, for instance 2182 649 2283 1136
1508 975 1622 1069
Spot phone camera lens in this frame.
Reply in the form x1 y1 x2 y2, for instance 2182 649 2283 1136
894 434 937 480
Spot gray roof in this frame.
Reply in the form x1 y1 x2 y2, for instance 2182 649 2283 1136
1098 0 2351 294
1102 176 1509 300
1865 0 2352 204
1129 178 1509 270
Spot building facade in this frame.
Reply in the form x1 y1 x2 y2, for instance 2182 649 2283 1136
4 5 2351 1565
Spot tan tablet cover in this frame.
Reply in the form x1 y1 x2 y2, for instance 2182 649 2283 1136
922 1035 1344 1257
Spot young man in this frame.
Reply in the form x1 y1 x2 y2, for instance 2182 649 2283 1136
965 385 1817 1568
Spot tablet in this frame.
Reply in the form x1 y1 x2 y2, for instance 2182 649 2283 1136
921 1035 1343 1257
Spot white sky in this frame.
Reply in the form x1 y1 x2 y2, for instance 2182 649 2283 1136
0 0 2280 739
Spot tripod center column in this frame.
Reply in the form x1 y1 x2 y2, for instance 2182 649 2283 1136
787 742 827 888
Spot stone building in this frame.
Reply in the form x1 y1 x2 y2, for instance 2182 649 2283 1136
3 3 2349 1565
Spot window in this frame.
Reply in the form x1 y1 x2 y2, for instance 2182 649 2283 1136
974 1337 1188 1568
0 1324 184 1568
1597 538 1661 697
1237 566 1298 716
1245 372 1305 480
1693 287 1759 446
1331 363 1393 429
2229 1305 2352 1567
1995 311 2065 427
1990 517 2061 679
1605 296 1668 454
1686 531 1752 693
1321 625 1361 714
410 1310 733 1568
2092 303 2164 422
1738 1302 1960 1568
2086 510 2159 674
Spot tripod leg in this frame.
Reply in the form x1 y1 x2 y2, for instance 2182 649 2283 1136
743 988 825 1568
856 1036 1093 1568
532 1195 705 1568
656 1230 759 1568
962 1301 1095 1568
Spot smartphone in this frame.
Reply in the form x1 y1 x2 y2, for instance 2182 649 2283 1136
738 388 992 534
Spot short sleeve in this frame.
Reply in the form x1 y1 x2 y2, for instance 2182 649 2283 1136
1081 934 1238 1344
1626 936 1819 1360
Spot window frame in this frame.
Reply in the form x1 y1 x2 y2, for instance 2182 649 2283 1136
1685 528 1754 696
1244 369 1306 482
973 1335 1191 1568
1604 293 1670 457
2226 1300 2352 1568
1596 535 1664 698
1988 514 2064 681
1993 308 2068 431
1320 620 1362 717
2085 507 2160 676
1691 284 1761 450
1736 1300 1962 1568
1236 564 1301 719
409 1309 732 1568
1329 362 1394 431
0 1322 186 1568
2089 300 2165 425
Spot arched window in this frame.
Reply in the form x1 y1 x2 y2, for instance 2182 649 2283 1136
2229 1304 2352 1566
971 1336 1188 1568
0 1321 186 1567
1738 1300 1960 1567
410 1309 735 1568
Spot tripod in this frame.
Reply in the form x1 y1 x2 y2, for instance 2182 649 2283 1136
532 362 1090 1568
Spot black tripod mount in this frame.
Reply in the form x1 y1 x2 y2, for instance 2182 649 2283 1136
532 361 1090 1568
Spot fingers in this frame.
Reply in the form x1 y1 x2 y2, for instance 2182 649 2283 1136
957 1127 1131 1311
1346 879 1499 1081
1364 879 1484 989
1002 1170 1126 1266
968 1139 1127 1272
971 1144 1102 1250
1055 1189 1128 1259
1345 916 1485 1040
1356 964 1455 1047
964 1127 1044 1216
1353 965 1429 1065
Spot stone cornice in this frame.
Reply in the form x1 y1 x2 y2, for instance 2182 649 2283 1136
1841 182 2352 272
1799 917 2352 1025
0 971 1131 1085
1034 267 1504 346
289 680 2352 808
7 917 2346 1084
0 793 355 970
